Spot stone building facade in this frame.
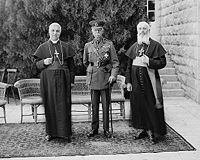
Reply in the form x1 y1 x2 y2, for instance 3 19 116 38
153 0 200 103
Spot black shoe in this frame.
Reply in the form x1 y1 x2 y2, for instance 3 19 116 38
150 137 158 144
87 129 98 138
133 130 148 140
150 135 165 144
148 130 158 144
45 135 53 141
104 130 112 138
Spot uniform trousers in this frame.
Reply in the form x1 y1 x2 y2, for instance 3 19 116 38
91 88 110 131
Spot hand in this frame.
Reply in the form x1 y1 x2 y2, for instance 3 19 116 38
108 76 116 85
141 55 149 64
126 83 132 92
44 58 52 65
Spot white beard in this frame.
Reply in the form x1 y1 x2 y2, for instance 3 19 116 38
137 33 150 45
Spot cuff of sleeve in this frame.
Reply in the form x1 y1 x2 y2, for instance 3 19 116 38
148 58 152 66
36 59 47 69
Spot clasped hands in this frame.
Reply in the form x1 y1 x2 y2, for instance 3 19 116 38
139 54 149 65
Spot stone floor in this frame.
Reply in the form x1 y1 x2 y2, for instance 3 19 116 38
0 96 200 160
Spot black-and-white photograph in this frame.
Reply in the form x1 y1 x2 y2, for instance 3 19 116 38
0 0 199 160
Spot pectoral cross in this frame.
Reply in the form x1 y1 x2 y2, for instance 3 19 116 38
104 53 108 58
138 47 144 57
54 48 59 58
53 48 62 65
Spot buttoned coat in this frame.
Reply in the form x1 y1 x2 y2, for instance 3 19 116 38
83 38 119 90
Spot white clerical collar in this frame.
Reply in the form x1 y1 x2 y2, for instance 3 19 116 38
50 39 59 44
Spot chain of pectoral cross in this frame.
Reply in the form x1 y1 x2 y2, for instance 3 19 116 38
48 41 64 65
54 48 63 65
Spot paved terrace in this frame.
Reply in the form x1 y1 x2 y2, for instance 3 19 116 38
0 97 200 160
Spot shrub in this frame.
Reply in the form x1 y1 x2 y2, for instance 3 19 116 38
0 0 147 78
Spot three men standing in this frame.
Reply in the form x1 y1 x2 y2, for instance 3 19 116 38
33 20 166 144
83 20 119 138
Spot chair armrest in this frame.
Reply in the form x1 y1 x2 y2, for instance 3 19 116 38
116 75 126 98
14 81 20 88
0 82 9 88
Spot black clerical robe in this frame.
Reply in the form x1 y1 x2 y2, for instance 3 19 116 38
33 40 75 138
125 38 167 135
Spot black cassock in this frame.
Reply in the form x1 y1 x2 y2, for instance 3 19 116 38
33 40 75 138
125 38 167 136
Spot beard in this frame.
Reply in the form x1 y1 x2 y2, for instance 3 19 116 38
137 32 150 45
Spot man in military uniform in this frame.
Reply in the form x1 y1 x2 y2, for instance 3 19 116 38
83 20 119 138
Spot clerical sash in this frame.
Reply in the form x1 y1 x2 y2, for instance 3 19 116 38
132 57 147 67
147 68 163 109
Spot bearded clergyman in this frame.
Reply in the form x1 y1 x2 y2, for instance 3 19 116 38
125 21 167 144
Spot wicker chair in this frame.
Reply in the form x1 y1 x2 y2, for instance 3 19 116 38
6 69 17 105
0 82 9 123
0 68 5 82
72 76 91 120
14 79 44 123
72 75 126 121
112 75 126 118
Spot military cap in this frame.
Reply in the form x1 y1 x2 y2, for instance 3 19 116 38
89 20 105 28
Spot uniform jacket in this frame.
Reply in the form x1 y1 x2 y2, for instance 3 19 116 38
83 38 119 90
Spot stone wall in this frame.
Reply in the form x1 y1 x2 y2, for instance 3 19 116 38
155 0 200 103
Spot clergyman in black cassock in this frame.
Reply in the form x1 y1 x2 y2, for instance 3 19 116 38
125 21 167 144
33 23 75 142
